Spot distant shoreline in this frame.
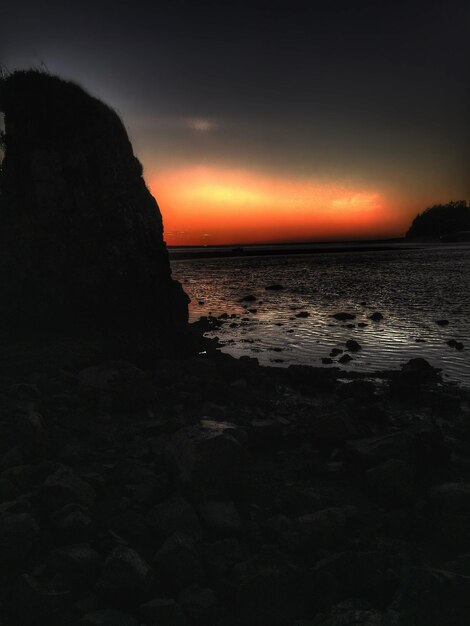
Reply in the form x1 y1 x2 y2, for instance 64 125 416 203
168 238 431 260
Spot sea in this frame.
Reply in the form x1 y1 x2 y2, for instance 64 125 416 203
170 242 470 388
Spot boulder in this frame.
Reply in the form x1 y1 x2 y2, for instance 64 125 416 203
0 511 40 570
153 532 204 590
97 545 153 602
47 543 101 588
297 506 361 551
332 313 356 321
306 409 357 442
345 339 361 352
428 482 470 515
35 466 96 510
395 567 470 626
0 70 188 355
77 610 138 626
78 361 152 410
344 432 413 468
178 584 218 624
140 598 187 625
312 601 385 625
365 459 414 504
146 494 201 540
308 551 395 607
165 420 247 495
198 500 242 535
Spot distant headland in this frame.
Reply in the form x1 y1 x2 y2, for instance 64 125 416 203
406 200 470 241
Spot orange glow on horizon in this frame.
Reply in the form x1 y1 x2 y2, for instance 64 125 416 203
147 166 408 246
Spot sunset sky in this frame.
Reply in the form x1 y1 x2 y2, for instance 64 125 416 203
2 1 469 245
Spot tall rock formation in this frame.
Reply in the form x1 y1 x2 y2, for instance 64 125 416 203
0 70 189 355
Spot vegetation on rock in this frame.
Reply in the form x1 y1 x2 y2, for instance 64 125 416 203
406 200 470 240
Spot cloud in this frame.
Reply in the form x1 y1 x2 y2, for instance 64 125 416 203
185 117 219 132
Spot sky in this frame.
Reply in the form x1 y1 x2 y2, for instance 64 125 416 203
2 0 469 245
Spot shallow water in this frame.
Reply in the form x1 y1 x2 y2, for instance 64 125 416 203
171 243 470 388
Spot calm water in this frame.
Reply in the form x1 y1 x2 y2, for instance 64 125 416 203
171 243 470 388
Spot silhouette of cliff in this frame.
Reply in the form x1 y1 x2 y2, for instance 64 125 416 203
406 200 470 240
0 70 189 355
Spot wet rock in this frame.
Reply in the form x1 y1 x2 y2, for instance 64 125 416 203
198 500 242 535
357 322 368 328
192 316 224 333
369 312 383 322
36 466 96 510
77 609 138 626
398 358 441 384
146 494 201 540
345 339 361 352
239 295 257 302
338 354 352 364
153 532 204 590
266 284 284 290
140 598 187 625
330 348 343 357
447 339 464 350
435 319 449 326
165 420 247 495
97 545 153 602
332 312 356 321
295 311 310 318
178 584 217 624
365 459 414 504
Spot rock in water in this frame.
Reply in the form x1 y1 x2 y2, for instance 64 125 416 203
0 70 188 355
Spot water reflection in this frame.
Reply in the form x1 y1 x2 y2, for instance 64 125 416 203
172 245 470 387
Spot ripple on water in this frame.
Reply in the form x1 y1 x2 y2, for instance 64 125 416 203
171 245 470 387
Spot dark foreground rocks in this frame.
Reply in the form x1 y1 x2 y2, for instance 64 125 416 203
0 347 469 625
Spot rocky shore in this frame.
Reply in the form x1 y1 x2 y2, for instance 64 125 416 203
1 337 469 626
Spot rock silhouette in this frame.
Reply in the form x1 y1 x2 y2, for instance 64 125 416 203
0 70 188 355
406 200 470 240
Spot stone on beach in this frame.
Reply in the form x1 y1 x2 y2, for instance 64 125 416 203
332 313 356 321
